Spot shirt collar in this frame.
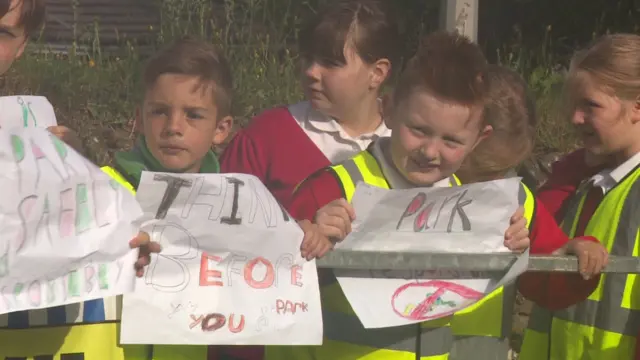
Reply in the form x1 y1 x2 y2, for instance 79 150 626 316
609 151 640 183
298 100 389 139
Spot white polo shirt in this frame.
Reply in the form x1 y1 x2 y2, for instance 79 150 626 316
288 101 390 164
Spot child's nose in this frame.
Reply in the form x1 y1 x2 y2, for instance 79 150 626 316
571 110 586 126
421 139 439 160
165 113 186 135
304 62 322 82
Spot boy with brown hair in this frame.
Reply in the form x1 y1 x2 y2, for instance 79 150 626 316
0 36 235 360
456 65 537 183
284 34 608 360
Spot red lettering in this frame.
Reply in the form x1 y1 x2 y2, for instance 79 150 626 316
275 299 308 315
189 313 245 333
228 313 245 333
199 253 223 286
244 257 275 289
396 193 426 229
290 265 303 287
414 202 435 232
202 313 226 332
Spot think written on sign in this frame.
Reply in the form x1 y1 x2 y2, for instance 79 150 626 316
120 172 322 345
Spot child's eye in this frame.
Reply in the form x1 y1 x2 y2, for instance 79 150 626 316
186 111 204 120
150 108 167 116
409 126 426 136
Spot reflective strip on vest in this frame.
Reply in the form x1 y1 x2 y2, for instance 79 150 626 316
520 165 640 360
321 150 524 359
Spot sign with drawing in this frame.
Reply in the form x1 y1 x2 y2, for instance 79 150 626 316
120 172 322 345
0 127 142 315
334 179 529 328
0 96 57 129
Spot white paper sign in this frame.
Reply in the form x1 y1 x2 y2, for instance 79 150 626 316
335 179 530 328
0 127 142 315
120 172 322 345
0 96 57 129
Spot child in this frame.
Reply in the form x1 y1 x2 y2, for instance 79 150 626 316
220 0 400 209
0 0 84 152
518 33 640 360
281 32 608 360
456 65 537 184
0 37 234 360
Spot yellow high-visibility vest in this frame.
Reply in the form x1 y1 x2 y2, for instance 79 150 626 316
519 164 640 360
267 149 535 360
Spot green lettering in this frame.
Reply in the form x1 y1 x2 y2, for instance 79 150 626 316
51 135 67 159
75 184 93 234
67 271 80 297
13 282 24 300
98 264 109 290
11 135 24 162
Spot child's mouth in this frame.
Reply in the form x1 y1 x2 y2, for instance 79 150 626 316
160 146 185 155
410 157 439 171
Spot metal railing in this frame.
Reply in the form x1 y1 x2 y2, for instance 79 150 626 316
316 250 640 360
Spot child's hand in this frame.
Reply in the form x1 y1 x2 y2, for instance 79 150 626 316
129 231 162 277
314 198 356 242
555 237 609 280
48 125 85 154
504 206 530 253
299 219 334 260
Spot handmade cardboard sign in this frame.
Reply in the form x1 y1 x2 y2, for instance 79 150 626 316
0 96 57 129
120 172 322 345
0 127 141 315
335 179 530 328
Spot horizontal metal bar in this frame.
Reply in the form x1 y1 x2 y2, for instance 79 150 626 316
317 250 640 274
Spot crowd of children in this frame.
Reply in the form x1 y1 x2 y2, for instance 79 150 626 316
0 0 638 359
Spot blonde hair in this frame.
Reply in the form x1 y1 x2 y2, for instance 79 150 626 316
570 33 640 100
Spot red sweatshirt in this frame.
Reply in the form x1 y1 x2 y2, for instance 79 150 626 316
290 162 602 310
220 107 331 210
217 107 331 360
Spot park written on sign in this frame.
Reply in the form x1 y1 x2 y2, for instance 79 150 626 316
120 172 322 345
0 127 141 315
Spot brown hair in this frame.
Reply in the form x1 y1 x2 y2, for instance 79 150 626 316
457 65 537 183
299 0 400 70
394 31 489 109
143 37 233 118
569 33 640 101
0 0 45 37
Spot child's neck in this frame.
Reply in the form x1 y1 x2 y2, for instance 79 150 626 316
614 139 640 167
335 96 383 138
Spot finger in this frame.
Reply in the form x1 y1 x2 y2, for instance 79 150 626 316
510 206 525 223
505 218 528 240
129 232 151 248
147 241 162 253
579 251 591 279
324 207 353 234
317 215 349 239
318 224 345 241
318 242 334 259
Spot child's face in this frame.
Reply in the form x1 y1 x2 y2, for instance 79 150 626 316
301 44 387 120
387 90 491 186
141 74 232 172
568 71 640 160
0 0 28 76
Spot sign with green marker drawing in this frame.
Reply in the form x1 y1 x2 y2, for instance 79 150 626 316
0 96 57 129
0 127 143 315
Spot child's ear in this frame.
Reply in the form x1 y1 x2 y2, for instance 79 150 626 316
630 97 640 125
369 58 391 90
133 107 144 134
212 115 234 146
473 125 493 150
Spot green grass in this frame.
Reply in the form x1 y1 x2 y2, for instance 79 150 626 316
0 0 580 167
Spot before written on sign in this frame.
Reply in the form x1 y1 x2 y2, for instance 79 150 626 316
120 172 322 345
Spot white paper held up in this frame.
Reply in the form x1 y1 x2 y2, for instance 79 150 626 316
0 127 142 315
120 172 323 345
0 96 57 129
335 179 530 328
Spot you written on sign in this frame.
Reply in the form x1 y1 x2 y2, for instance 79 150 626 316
0 127 142 314
120 172 322 345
